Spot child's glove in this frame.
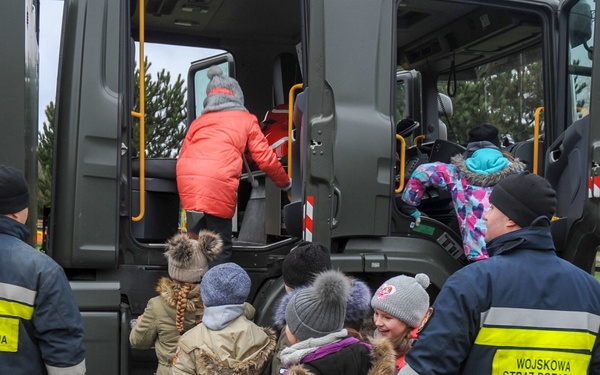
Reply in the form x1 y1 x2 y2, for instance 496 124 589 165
399 202 421 226
411 209 421 226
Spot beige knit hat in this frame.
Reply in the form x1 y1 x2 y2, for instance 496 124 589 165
164 231 223 283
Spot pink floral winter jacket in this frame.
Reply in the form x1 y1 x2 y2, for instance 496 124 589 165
401 149 524 261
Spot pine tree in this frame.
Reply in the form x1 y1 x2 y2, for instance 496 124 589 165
132 58 187 157
37 58 187 215
37 102 55 215
439 52 544 145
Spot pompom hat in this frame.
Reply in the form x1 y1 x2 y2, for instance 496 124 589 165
202 65 247 114
0 165 30 215
201 262 251 307
285 270 351 341
273 276 372 329
164 231 222 283
371 274 430 328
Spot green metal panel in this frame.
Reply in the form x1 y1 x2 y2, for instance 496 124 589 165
52 0 128 268
304 0 394 245
71 282 121 375
0 0 39 241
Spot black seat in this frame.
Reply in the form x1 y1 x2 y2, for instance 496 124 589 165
131 157 179 242
545 116 590 253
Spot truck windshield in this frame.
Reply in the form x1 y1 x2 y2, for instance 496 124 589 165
437 47 543 146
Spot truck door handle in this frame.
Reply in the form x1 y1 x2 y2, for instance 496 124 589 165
331 186 341 229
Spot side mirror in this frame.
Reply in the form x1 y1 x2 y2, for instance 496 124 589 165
569 1 593 48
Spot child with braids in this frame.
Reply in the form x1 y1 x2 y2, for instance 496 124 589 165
129 231 222 375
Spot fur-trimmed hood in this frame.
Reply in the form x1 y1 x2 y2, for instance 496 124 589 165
451 153 525 187
284 336 396 375
195 326 277 374
156 277 203 312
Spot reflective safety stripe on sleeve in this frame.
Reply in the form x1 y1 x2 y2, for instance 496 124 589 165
0 282 36 306
46 359 86 375
480 307 600 333
476 307 599 352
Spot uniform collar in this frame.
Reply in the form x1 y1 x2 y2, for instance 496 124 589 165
486 226 555 257
0 215 30 242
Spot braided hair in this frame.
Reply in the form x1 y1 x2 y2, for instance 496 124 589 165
173 280 194 334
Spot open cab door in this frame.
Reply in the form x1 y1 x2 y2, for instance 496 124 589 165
550 0 600 272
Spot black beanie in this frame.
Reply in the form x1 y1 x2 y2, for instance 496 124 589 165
0 165 30 215
489 172 556 228
283 241 333 289
468 124 501 148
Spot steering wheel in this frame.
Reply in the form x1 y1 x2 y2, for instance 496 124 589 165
396 118 420 137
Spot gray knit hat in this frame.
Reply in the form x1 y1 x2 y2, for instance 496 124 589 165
164 231 223 283
0 165 30 215
201 262 251 307
202 65 247 114
285 270 351 341
371 274 430 328
489 172 557 228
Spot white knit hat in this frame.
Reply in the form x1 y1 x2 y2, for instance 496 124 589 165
371 274 430 328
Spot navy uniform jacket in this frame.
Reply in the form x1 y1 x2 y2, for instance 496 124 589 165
0 215 86 374
400 226 600 375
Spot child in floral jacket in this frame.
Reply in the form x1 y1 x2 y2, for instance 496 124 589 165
401 124 524 260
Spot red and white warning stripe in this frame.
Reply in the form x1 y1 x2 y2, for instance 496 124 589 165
304 196 314 241
589 176 600 198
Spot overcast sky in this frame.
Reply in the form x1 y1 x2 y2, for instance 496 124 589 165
39 0 219 129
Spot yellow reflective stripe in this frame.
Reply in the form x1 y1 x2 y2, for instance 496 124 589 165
475 327 596 352
0 282 36 305
0 317 19 352
0 300 34 320
492 349 590 375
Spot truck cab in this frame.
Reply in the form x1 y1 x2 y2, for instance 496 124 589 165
37 0 600 373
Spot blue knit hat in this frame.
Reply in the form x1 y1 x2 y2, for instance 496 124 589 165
200 262 251 307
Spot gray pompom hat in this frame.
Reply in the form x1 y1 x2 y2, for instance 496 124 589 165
164 231 223 283
371 274 430 328
202 65 247 114
285 270 351 341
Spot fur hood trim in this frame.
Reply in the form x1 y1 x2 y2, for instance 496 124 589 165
367 336 397 375
156 277 202 311
451 153 525 187
196 326 277 374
